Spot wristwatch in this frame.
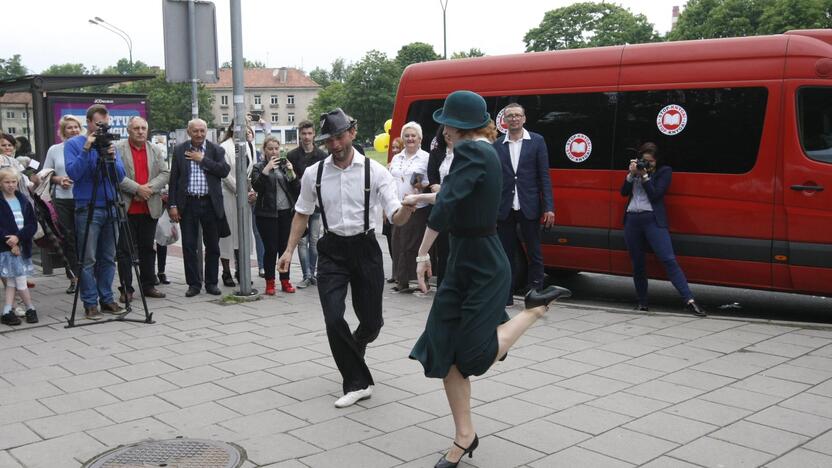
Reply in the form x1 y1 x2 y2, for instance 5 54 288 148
416 253 430 263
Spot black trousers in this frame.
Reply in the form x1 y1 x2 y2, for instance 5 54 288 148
117 213 158 292
54 198 79 279
156 244 167 273
180 197 221 289
255 210 292 281
498 209 545 302
316 231 384 394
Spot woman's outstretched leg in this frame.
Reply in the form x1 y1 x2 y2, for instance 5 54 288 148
494 305 546 363
441 365 476 463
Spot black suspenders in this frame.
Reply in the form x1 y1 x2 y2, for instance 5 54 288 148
316 157 371 234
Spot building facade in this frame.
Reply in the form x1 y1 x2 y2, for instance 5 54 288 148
206 67 320 147
0 93 35 150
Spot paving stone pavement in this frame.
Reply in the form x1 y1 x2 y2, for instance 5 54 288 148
2 247 832 467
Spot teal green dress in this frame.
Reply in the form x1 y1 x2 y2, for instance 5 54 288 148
409 139 511 379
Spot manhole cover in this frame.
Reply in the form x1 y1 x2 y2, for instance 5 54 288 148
84 438 245 468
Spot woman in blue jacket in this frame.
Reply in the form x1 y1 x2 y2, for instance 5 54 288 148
621 142 705 317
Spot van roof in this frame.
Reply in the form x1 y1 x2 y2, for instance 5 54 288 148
399 30 832 96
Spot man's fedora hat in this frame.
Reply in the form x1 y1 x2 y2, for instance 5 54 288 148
316 108 357 142
432 90 490 130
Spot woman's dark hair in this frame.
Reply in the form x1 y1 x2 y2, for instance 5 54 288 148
15 136 32 156
1 133 16 147
638 142 661 165
433 125 447 153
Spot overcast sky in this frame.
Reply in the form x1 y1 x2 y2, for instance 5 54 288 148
6 0 683 75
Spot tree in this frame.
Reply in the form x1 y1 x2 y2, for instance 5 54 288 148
669 0 832 40
117 74 214 131
758 0 832 34
309 66 331 88
220 58 267 68
0 55 27 79
307 82 347 131
395 42 441 69
669 0 771 40
343 50 400 141
524 2 659 51
451 48 486 59
101 59 157 75
42 63 90 75
309 58 351 88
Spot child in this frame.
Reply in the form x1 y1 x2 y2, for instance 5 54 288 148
0 167 38 325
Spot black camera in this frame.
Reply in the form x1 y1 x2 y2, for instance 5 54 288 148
635 158 652 171
93 121 120 158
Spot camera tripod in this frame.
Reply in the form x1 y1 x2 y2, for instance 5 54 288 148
66 148 154 328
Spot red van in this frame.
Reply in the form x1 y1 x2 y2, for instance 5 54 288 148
392 29 832 297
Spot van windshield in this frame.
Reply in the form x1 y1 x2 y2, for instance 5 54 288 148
798 87 832 164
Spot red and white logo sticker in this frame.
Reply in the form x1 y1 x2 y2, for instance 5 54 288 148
656 104 687 135
495 108 508 134
565 133 592 163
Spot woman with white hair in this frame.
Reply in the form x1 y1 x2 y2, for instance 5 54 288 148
388 121 430 292
43 115 85 294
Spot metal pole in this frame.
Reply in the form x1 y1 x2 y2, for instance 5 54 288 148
230 0 254 296
188 0 199 119
440 0 449 59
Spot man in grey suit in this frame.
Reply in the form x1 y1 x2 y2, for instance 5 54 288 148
116 116 170 301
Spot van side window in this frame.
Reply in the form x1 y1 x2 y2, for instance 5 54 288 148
798 87 832 164
615 87 767 174
494 93 616 170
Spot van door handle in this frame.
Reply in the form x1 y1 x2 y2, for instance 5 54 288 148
790 184 825 192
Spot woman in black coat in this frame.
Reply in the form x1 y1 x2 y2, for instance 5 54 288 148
250 136 300 295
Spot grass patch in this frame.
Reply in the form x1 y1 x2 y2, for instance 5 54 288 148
364 149 389 165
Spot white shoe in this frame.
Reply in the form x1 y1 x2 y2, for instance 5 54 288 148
334 386 372 408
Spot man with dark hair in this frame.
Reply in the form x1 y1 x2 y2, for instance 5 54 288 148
493 103 555 305
278 109 415 408
168 118 230 297
116 116 169 302
64 104 127 320
286 120 327 288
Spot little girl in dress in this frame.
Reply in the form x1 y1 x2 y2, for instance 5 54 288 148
0 167 38 326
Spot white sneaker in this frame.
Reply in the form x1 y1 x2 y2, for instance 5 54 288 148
334 386 373 408
297 278 312 289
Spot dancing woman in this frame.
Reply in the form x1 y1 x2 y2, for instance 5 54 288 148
405 91 569 468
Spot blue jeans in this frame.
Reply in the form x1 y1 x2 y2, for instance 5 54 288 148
75 206 118 307
251 204 265 269
297 212 322 280
624 212 693 306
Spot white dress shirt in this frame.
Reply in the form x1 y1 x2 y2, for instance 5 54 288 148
503 128 531 210
295 152 402 236
389 149 430 209
438 149 454 183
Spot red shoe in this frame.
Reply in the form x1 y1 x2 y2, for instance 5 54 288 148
280 279 295 293
265 279 276 296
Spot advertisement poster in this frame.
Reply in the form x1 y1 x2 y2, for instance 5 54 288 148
46 93 148 147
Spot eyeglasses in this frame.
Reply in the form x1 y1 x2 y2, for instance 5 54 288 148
504 113 525 119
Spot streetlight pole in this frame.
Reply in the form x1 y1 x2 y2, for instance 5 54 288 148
88 17 133 68
440 0 449 59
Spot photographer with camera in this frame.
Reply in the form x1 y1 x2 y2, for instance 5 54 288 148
621 142 705 317
64 104 126 320
250 136 299 295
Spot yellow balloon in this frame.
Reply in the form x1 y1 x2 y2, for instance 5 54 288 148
384 119 393 134
374 133 390 153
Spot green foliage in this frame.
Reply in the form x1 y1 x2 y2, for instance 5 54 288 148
524 2 659 51
307 82 347 131
101 59 157 75
220 58 267 68
451 48 486 59
42 63 91 75
395 42 441 69
0 55 28 79
117 74 214 132
343 50 401 142
670 0 832 40
309 67 331 88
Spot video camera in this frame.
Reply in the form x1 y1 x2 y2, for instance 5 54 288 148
93 121 121 158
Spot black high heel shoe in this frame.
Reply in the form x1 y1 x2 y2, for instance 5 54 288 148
435 434 478 468
524 285 571 309
222 272 236 287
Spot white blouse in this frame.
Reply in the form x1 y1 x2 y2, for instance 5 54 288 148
438 149 454 183
389 149 429 208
